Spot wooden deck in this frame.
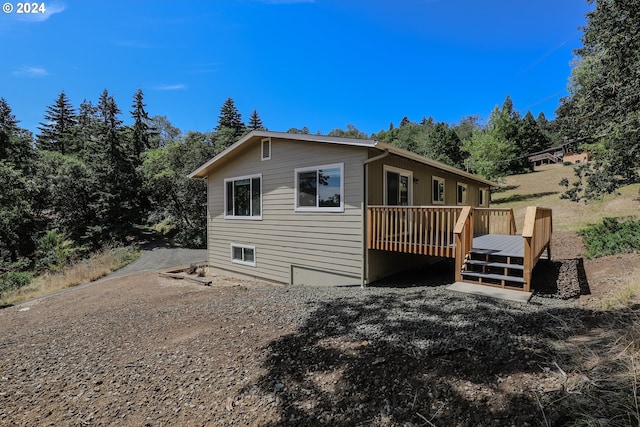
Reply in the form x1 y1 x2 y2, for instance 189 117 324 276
367 206 553 292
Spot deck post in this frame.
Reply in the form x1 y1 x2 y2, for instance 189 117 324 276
453 206 473 283
523 236 532 292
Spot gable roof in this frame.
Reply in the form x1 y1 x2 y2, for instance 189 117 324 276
189 130 498 187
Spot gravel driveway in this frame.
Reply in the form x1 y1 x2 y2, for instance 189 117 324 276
105 246 207 279
1 232 635 426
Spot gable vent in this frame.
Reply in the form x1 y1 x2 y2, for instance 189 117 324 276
261 138 271 161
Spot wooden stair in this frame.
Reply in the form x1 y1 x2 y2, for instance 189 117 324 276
461 248 526 291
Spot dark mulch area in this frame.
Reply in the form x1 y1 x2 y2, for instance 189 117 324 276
531 258 590 299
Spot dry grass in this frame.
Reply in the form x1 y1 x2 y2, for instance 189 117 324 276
495 164 640 424
1 245 140 306
492 164 640 231
547 307 640 426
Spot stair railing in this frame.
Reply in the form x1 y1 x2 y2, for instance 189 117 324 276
522 206 553 292
453 206 473 282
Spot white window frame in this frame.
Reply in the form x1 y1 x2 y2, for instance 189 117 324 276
294 163 345 212
230 243 256 267
383 165 413 206
261 137 271 161
224 173 263 220
456 182 468 205
432 176 445 205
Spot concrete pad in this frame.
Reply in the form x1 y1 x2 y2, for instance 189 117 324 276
447 282 532 303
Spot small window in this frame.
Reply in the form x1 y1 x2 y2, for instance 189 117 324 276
231 243 256 266
456 182 468 205
479 188 488 206
295 163 344 212
261 138 271 161
224 174 262 219
432 176 445 204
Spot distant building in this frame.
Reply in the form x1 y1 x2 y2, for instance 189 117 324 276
563 152 592 164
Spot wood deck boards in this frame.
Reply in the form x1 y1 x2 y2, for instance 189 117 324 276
471 234 524 257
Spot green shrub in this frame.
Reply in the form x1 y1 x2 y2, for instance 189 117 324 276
174 227 206 249
0 271 32 296
579 217 640 258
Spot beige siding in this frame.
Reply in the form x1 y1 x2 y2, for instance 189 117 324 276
207 138 366 284
367 152 488 207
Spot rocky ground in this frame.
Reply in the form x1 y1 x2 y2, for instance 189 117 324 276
1 231 638 426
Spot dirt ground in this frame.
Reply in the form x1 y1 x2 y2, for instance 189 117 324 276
1 231 639 426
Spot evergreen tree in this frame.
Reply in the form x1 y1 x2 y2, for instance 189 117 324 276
555 0 640 200
0 98 19 161
520 111 551 154
130 88 152 156
487 95 530 174
76 99 99 156
424 122 464 168
97 89 124 162
215 97 245 139
37 91 77 155
0 98 34 172
248 109 265 131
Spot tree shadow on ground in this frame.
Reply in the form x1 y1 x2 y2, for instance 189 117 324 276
492 184 520 193
243 284 637 425
492 191 559 205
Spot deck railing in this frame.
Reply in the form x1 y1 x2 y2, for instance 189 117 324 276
522 206 553 292
367 205 552 292
367 206 463 258
453 206 473 282
474 208 516 235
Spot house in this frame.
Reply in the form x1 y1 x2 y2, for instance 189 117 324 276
190 131 552 292
563 152 592 164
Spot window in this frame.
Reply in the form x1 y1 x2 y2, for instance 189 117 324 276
231 243 256 266
432 176 445 204
224 174 262 219
261 138 271 161
456 182 468 205
479 188 489 206
384 165 412 206
294 163 344 212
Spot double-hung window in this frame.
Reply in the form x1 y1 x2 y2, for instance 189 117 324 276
294 163 344 212
224 174 262 219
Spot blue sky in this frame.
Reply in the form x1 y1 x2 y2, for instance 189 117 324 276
1 0 593 137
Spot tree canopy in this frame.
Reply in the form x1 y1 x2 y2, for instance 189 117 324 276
555 0 640 200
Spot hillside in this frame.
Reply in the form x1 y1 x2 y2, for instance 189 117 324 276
491 163 640 231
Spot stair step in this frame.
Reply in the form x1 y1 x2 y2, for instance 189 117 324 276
461 271 525 284
469 248 523 258
464 259 524 270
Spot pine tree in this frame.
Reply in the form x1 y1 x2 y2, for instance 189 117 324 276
519 111 551 154
0 98 19 161
248 109 265 131
130 88 152 156
37 91 77 155
215 97 245 138
0 98 34 172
